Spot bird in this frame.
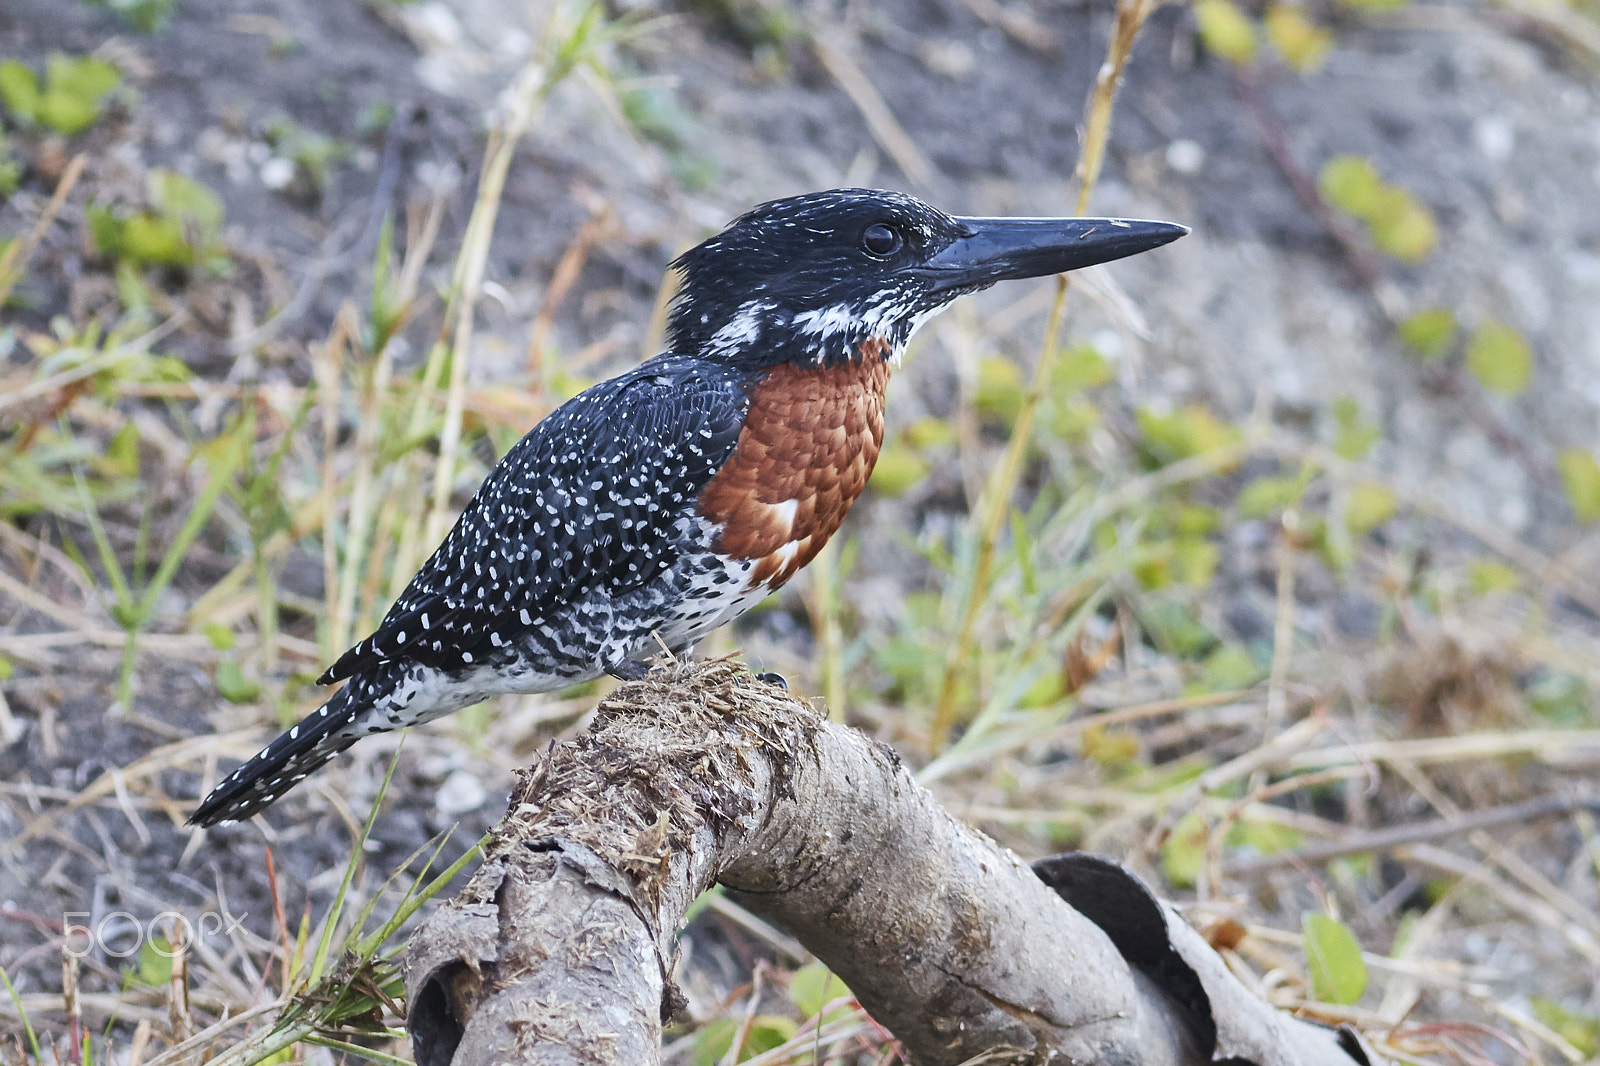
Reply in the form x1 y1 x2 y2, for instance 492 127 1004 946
189 188 1186 827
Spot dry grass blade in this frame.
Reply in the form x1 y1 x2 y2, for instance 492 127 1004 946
0 153 86 308
1399 843 1600 967
134 1003 283 1066
929 0 1163 749
809 25 937 190
3 731 256 853
425 52 562 548
1072 0 1155 213
1224 793 1600 874
1285 729 1600 771
525 201 614 376
957 0 1058 52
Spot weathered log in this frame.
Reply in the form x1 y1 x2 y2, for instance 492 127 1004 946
403 660 1376 1066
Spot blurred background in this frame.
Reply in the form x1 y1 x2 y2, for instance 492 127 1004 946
3 0 1600 1062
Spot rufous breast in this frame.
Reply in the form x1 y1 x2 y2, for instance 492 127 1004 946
697 341 892 590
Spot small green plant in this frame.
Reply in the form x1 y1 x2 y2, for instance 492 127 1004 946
1264 5 1332 71
619 82 717 191
1398 307 1456 360
69 415 245 708
691 1016 798 1065
0 54 121 135
1194 0 1258 64
88 168 227 272
0 130 20 196
1557 447 1600 523
1318 155 1439 263
77 0 177 32
1302 912 1368 1004
1 317 189 518
262 117 352 201
1464 319 1531 396
1331 396 1380 460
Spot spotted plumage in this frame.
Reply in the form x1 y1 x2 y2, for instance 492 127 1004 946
191 188 1186 827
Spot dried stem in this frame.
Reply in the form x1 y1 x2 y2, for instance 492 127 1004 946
931 0 1157 749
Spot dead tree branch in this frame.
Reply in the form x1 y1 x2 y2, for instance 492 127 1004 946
403 660 1377 1066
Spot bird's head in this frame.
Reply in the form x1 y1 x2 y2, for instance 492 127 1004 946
667 188 1187 370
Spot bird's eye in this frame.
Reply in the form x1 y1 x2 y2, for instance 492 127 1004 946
862 223 904 257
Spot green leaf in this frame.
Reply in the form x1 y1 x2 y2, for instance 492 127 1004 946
905 416 957 450
1529 997 1599 1056
1467 559 1520 595
1557 447 1600 523
1200 643 1262 690
215 660 261 704
35 90 98 135
690 1020 735 1066
746 1017 798 1056
870 448 930 497
1172 537 1220 587
1302 913 1368 1004
148 169 224 241
1319 156 1384 218
1398 308 1455 360
1344 482 1396 535
1526 670 1591 727
1020 667 1065 709
1137 404 1241 466
1161 811 1209 888
1466 320 1532 396
689 1015 797 1065
1238 474 1305 518
27 55 122 134
98 421 140 480
1177 504 1222 536
87 205 127 259
202 622 237 651
1052 343 1113 393
121 212 194 266
1228 817 1302 855
1319 157 1437 262
133 937 173 987
47 54 120 103
1082 723 1142 769
974 356 1025 426
1194 0 1258 64
1264 5 1331 71
1045 396 1099 441
90 0 176 33
1365 187 1438 262
0 60 41 122
790 961 852 1017
1331 396 1380 461
1141 600 1215 657
114 259 152 313
0 654 13 681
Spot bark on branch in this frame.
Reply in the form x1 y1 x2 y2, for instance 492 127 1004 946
403 660 1378 1066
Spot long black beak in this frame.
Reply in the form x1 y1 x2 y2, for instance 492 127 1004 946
915 217 1188 291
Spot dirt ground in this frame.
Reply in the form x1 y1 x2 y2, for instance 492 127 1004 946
4 0 1600 1061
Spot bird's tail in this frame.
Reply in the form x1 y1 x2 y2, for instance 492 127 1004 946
189 669 395 827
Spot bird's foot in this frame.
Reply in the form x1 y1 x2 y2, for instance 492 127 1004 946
754 671 788 691
606 660 651 682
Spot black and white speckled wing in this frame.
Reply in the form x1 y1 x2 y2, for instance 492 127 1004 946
318 354 751 685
